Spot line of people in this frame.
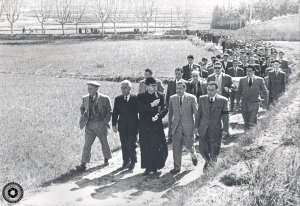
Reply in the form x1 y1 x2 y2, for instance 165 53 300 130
75 38 290 176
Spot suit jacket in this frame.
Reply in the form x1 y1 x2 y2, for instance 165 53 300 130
261 63 272 78
199 69 208 79
186 78 207 102
227 67 244 77
267 70 286 99
280 59 289 69
195 94 229 138
221 60 233 74
236 76 269 111
238 63 248 76
112 94 139 134
166 79 188 106
182 64 200 81
139 78 164 94
168 93 198 137
79 92 112 129
207 73 234 98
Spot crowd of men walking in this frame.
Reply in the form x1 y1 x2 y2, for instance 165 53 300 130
75 35 291 176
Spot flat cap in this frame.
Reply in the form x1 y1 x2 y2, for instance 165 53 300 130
87 81 100 87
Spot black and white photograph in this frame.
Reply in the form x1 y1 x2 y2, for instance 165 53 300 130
0 0 299 205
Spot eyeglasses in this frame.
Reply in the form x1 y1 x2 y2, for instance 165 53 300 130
214 67 222 69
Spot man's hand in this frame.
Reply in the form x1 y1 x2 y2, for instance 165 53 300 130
112 125 118 133
150 99 160 107
224 87 229 93
152 114 159 122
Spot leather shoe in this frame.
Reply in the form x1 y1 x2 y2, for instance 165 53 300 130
192 158 198 166
104 158 109 166
143 169 150 176
128 163 135 170
170 169 180 174
75 164 86 172
121 162 130 169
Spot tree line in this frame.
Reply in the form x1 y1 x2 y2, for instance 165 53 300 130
211 0 299 30
0 0 199 35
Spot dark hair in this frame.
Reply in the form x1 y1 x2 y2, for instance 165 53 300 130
144 68 153 75
208 81 218 89
175 67 183 73
279 51 284 55
202 57 208 61
232 59 239 63
145 77 157 85
247 65 255 71
273 60 281 64
187 55 194 59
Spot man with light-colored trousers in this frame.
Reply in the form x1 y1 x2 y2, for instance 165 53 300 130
168 81 198 174
77 81 113 172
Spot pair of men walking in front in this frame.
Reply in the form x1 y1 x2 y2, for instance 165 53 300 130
168 81 229 173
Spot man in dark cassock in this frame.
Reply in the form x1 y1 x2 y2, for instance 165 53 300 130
137 77 168 175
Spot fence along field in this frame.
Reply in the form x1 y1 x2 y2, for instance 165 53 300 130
0 6 212 34
0 39 216 190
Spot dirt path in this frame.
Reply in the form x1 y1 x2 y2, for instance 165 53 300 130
15 111 249 206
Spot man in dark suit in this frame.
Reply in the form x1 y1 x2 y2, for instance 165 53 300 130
221 53 233 74
267 60 286 104
182 55 200 81
166 68 187 144
227 60 244 111
112 80 139 170
249 57 261 77
195 82 229 172
207 62 235 100
77 81 113 171
187 70 207 102
261 56 273 78
236 65 269 131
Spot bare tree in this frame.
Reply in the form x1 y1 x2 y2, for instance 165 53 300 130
3 0 22 34
176 0 192 36
132 0 155 35
70 0 86 34
0 0 8 18
93 0 112 36
110 0 125 35
34 0 52 34
54 0 71 35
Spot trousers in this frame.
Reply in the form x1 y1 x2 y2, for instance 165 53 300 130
81 120 112 164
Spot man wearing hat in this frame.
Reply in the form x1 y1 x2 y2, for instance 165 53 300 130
138 77 168 175
77 81 113 171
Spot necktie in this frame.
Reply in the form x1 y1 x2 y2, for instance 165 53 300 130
180 97 182 106
210 97 213 103
249 78 253 87
189 64 191 70
125 96 127 102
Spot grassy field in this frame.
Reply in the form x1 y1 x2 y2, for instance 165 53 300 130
0 39 217 81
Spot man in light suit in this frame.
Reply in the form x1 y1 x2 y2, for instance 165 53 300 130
168 81 198 174
77 81 113 171
207 61 235 100
166 68 188 144
112 80 139 170
195 82 229 172
139 68 164 94
267 60 286 104
227 59 244 111
182 55 200 81
236 65 269 131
